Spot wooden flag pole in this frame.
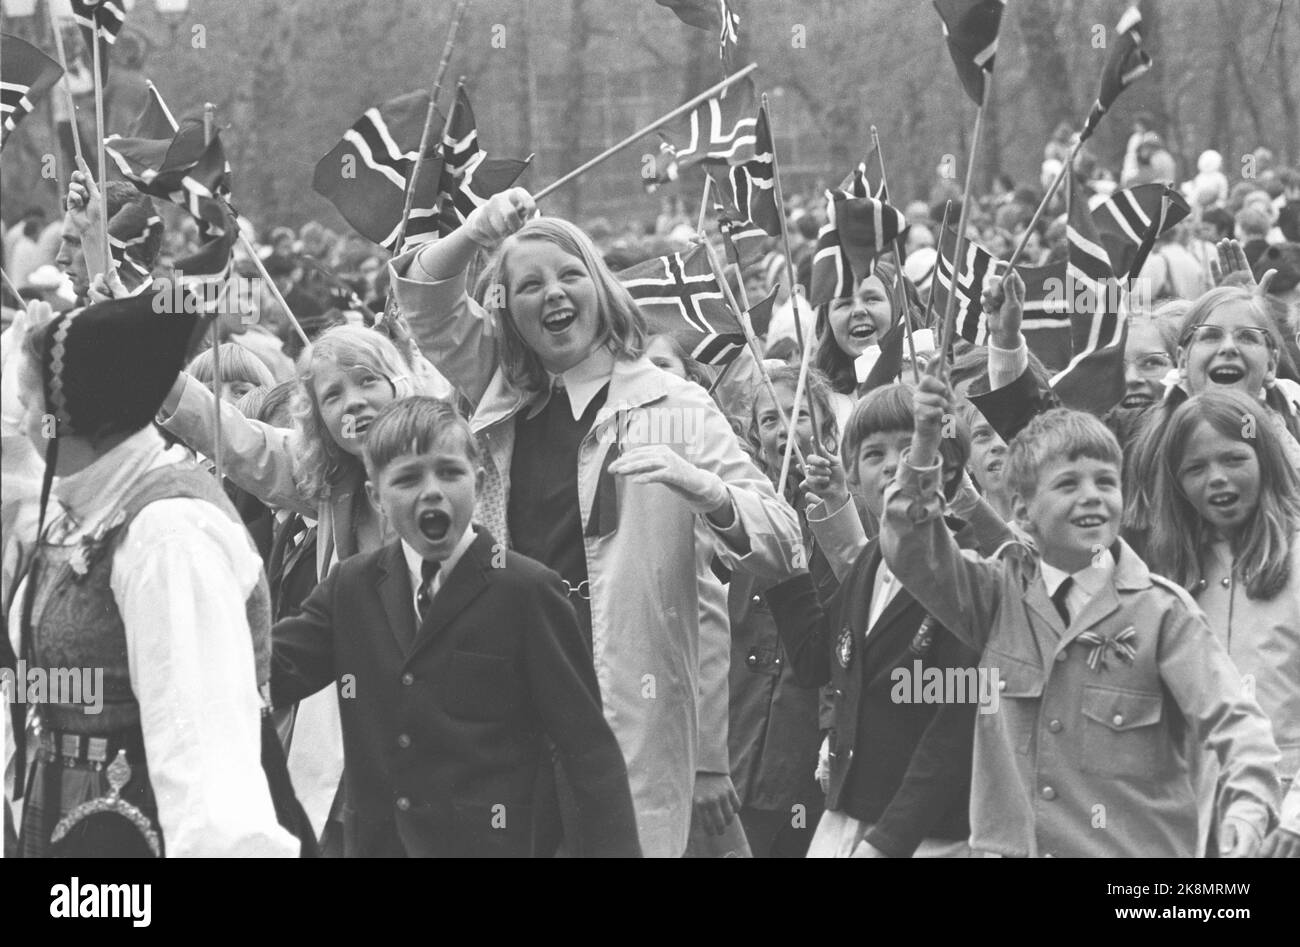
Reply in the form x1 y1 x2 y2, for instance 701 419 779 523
532 62 757 202
695 174 711 238
90 25 111 272
237 232 310 348
0 266 23 307
203 102 223 483
871 124 920 383
938 84 990 375
763 92 823 490
49 13 87 170
1003 137 1081 272
390 0 470 260
925 199 953 331
696 226 807 471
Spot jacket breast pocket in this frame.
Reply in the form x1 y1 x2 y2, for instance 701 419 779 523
1080 685 1167 781
441 650 519 722
982 648 1043 754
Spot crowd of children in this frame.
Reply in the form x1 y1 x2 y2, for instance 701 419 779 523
3 131 1300 859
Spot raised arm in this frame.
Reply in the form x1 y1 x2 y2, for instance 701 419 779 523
157 373 315 517
390 188 535 408
879 361 1005 652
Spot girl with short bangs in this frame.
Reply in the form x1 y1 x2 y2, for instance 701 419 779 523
156 322 430 846
1148 389 1300 853
392 188 801 858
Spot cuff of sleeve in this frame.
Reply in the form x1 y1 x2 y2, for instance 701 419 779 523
897 449 944 496
807 495 852 525
987 338 1028 390
1224 799 1275 839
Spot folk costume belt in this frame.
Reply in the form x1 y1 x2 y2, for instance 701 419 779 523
38 728 162 857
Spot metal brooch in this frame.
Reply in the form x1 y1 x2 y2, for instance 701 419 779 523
50 749 162 856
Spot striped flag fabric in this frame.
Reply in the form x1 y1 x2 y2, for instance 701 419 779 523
312 90 445 252
644 76 756 189
130 80 180 140
933 0 1005 105
722 103 779 235
708 172 767 268
171 200 239 314
1016 259 1072 371
931 224 997 344
719 0 740 72
809 161 907 308
1090 183 1189 281
69 0 126 81
434 86 532 239
653 0 740 71
108 211 162 286
617 244 746 365
1 34 63 151
1078 6 1152 144
1049 174 1127 415
106 120 232 224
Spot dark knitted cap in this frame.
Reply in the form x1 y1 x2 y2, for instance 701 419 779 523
36 293 198 440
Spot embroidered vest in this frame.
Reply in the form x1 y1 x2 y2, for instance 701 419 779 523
25 460 272 735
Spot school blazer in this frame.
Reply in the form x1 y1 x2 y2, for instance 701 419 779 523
270 527 642 858
881 456 1282 858
765 541 979 857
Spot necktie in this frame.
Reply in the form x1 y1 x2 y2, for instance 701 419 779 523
1051 576 1073 628
415 559 440 624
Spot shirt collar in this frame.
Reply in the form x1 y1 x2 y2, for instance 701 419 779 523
400 522 477 590
54 426 169 528
1040 551 1116 598
528 347 616 421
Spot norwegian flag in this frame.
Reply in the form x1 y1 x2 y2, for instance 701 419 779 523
708 172 766 268
810 167 907 308
931 224 998 344
933 0 1005 105
106 120 232 227
1 34 63 151
1090 183 1189 281
107 212 161 286
1050 174 1127 415
644 76 756 189
312 90 445 252
1015 259 1073 371
718 0 740 72
434 85 532 238
70 0 126 81
654 0 740 71
1078 6 1152 144
617 244 746 365
130 80 180 140
172 200 239 314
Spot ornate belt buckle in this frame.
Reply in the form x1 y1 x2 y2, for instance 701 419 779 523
50 749 162 857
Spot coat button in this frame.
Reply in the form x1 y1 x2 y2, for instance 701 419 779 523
774 657 781 667
752 594 761 604
998 679 1007 691
1055 651 1068 662
396 797 411 811
401 673 415 686
1041 786 1056 800
1112 714 1124 726
397 734 411 748
1048 719 1062 733
746 652 759 668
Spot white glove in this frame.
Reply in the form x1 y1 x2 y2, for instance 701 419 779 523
464 187 536 250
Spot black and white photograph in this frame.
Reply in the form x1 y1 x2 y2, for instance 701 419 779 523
1 0 1298 924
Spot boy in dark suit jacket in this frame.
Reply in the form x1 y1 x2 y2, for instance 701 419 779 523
767 384 1009 857
270 397 641 857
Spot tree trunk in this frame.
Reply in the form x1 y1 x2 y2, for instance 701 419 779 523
560 0 591 219
1014 0 1076 137
1273 6 1300 164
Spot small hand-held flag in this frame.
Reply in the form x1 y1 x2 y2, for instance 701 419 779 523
644 76 756 190
1 33 63 151
617 244 748 365
1090 183 1189 281
1079 6 1151 144
69 0 126 81
933 0 1005 105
